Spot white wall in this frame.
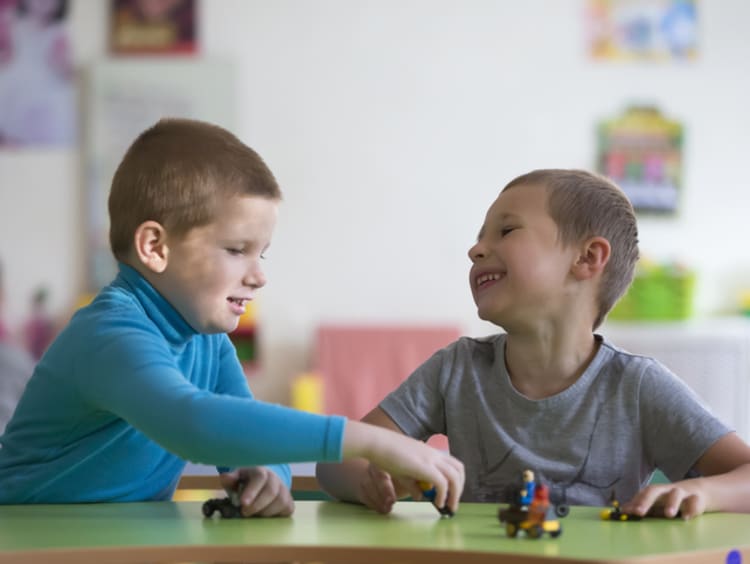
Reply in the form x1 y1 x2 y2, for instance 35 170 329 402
1 1 750 403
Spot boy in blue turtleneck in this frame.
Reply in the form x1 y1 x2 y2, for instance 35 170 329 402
0 118 464 516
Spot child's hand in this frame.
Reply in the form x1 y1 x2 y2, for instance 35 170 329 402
357 463 425 514
621 483 707 520
343 421 465 514
219 467 294 517
357 463 397 514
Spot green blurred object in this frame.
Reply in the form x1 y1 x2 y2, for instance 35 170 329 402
650 470 670 484
231 337 255 362
740 290 750 317
609 261 695 321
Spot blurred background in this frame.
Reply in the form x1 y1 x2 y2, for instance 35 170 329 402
0 1 749 435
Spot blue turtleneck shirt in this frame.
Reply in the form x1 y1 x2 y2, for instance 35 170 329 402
0 263 345 503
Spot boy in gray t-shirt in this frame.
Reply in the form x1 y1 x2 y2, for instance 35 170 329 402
317 169 750 519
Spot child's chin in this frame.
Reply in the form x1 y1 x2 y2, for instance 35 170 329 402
477 306 498 321
202 321 237 334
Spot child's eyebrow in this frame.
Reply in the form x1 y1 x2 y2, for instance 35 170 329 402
476 212 520 240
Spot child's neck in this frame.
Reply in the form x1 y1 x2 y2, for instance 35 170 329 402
504 329 599 400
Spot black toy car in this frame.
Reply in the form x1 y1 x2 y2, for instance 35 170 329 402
202 496 243 518
600 498 642 521
202 481 245 518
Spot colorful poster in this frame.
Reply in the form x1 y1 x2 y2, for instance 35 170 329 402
109 0 197 55
596 105 683 213
586 0 698 61
0 0 76 147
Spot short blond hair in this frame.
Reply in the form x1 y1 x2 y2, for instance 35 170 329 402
503 169 639 329
108 118 281 262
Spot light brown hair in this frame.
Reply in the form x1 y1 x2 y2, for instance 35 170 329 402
503 169 639 329
108 118 281 262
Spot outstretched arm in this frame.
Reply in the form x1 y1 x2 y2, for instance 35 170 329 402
622 432 750 519
317 407 461 514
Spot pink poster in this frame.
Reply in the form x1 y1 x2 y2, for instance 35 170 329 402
0 0 76 147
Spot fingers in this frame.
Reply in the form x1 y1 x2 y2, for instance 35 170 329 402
360 481 396 514
622 485 667 517
430 454 465 513
235 467 295 517
359 428 465 514
359 465 397 514
621 484 704 520
446 456 465 511
660 488 686 519
218 470 240 493
679 493 703 520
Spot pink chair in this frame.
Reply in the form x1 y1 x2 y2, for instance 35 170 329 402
314 325 461 450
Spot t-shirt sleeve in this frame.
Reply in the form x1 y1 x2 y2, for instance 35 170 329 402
379 346 452 441
639 361 732 481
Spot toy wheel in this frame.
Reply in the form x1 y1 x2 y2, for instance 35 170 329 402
528 525 543 539
202 502 215 518
619 514 628 521
506 523 518 537
550 526 562 538
555 504 570 518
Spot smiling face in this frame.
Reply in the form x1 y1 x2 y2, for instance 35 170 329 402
155 195 279 334
468 183 579 330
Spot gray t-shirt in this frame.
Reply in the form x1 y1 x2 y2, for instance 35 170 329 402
380 333 731 506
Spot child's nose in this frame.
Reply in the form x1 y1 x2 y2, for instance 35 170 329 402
468 242 485 262
243 264 266 289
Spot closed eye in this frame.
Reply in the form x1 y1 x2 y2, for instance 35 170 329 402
500 226 517 237
226 248 245 256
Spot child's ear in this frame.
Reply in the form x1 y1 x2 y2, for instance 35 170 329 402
572 236 610 280
133 221 169 273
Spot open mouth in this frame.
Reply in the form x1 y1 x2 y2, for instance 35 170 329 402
227 297 249 315
475 272 503 291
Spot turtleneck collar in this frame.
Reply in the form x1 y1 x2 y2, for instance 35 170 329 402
111 262 198 348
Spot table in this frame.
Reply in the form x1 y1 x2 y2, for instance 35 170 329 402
0 501 748 563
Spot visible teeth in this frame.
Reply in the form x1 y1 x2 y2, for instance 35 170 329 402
477 273 501 286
